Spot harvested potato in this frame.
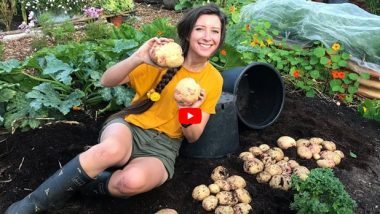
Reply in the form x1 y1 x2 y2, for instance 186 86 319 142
334 150 345 158
256 171 272 183
276 160 292 175
214 179 231 191
211 166 230 181
277 136 296 149
192 184 210 201
267 147 285 161
261 154 277 167
233 203 252 214
320 150 341 165
249 146 263 156
293 166 310 181
309 137 324 145
297 146 313 159
216 191 238 205
265 164 283 176
202 195 218 211
296 138 310 147
259 144 270 152
313 153 321 160
234 188 252 204
208 183 220 194
227 175 246 190
150 41 184 68
322 141 336 151
215 205 234 214
155 208 178 214
243 158 264 175
287 160 299 169
174 77 201 106
317 159 336 168
269 174 291 191
239 152 255 161
308 143 322 154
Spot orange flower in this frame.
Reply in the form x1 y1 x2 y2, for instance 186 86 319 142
327 59 332 65
293 70 300 78
338 71 345 79
229 5 236 13
332 43 340 51
220 49 227 56
336 93 346 101
266 38 273 45
331 70 340 79
72 106 81 111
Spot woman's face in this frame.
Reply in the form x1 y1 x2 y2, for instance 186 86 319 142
188 14 222 60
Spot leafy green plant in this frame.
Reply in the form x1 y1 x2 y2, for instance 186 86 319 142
0 41 4 59
0 0 17 31
83 21 113 42
358 99 380 121
31 35 50 51
19 0 94 15
291 168 357 214
365 0 380 15
101 0 134 15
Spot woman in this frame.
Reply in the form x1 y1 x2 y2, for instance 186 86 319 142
6 3 227 213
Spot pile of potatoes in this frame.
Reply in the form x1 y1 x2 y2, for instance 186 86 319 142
277 136 345 168
239 144 310 191
192 166 253 214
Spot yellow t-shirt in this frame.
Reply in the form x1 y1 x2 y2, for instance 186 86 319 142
125 62 223 139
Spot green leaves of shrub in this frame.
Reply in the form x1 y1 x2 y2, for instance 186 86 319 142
291 168 357 214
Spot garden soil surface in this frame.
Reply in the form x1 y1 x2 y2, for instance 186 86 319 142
0 91 379 214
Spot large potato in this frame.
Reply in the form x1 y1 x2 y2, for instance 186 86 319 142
277 136 296 149
214 179 231 191
202 195 218 211
216 191 238 206
150 41 184 68
215 205 234 214
269 174 291 191
174 77 201 106
155 208 178 214
234 188 252 204
211 166 230 181
226 175 246 190
192 184 210 201
293 166 310 181
233 203 252 214
256 171 272 183
243 158 264 175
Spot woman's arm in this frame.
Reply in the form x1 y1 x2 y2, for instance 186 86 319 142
100 37 173 87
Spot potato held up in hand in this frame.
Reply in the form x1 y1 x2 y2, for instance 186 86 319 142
150 42 184 68
174 77 201 106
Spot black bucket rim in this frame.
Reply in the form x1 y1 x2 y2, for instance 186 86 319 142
230 62 285 129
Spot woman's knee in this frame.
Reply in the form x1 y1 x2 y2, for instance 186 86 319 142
114 167 148 195
86 138 131 166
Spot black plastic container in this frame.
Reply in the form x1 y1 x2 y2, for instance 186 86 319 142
222 62 285 129
180 92 239 158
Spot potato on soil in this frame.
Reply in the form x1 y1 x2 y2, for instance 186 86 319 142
309 137 324 145
256 171 272 183
293 166 310 181
275 160 292 175
265 164 283 176
249 146 263 156
287 160 299 169
211 166 230 181
150 41 184 68
296 138 310 147
234 188 252 204
233 203 253 214
174 77 201 106
321 150 341 164
277 136 296 149
226 175 247 190
259 144 270 152
261 154 277 167
269 174 291 191
239 152 255 161
297 146 313 159
202 195 218 211
155 208 178 214
215 205 234 214
192 184 210 201
208 183 220 194
214 179 231 191
243 158 264 175
317 159 336 168
267 147 285 161
334 150 345 158
216 191 239 205
322 140 336 151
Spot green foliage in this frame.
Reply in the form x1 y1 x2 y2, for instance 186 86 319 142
365 0 380 15
0 0 17 31
19 0 94 15
100 0 134 15
83 21 113 42
31 36 49 51
44 21 76 44
0 41 4 60
291 168 357 214
358 99 380 121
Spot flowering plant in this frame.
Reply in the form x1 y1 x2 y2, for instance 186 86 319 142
18 11 37 32
83 6 103 18
18 0 93 15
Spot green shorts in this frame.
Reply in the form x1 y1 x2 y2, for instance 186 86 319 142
99 117 182 179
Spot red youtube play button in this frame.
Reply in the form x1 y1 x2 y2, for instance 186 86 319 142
179 108 201 124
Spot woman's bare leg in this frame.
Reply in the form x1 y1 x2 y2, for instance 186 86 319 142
79 123 134 178
107 157 169 197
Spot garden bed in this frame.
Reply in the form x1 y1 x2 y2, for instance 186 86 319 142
0 91 379 214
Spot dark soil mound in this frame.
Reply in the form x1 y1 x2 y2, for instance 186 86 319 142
1 92 379 214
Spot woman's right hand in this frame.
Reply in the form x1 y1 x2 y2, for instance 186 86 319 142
132 37 174 67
